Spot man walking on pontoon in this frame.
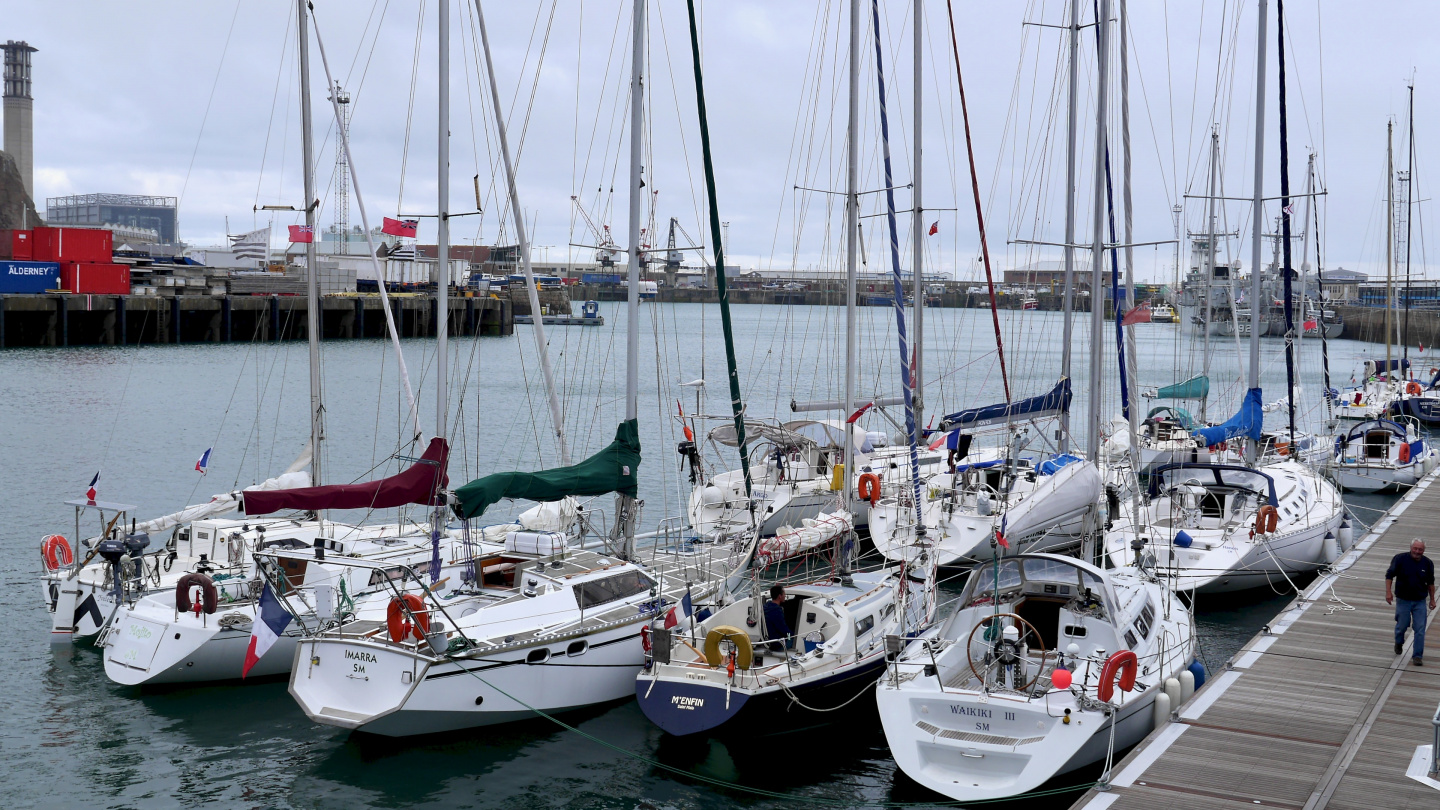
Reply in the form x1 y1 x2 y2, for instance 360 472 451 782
1386 538 1437 666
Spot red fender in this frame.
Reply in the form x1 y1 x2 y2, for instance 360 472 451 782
1097 650 1138 703
387 593 431 642
640 625 652 653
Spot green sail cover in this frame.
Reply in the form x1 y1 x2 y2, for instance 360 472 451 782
451 419 640 520
1155 375 1210 400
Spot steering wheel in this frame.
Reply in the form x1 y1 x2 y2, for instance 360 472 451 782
966 612 1051 693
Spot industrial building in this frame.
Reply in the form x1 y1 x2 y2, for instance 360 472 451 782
3 40 36 201
45 193 179 244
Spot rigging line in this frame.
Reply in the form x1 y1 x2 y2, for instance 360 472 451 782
253 11 296 210
943 0 1010 403
178 0 242 211
396 0 428 216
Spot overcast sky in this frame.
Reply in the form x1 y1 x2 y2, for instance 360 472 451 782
7 0 1440 281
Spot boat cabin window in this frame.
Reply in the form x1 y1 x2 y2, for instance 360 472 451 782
368 560 432 587
856 614 875 637
1199 491 1225 519
575 569 655 610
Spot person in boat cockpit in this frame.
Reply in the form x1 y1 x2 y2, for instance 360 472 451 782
764 584 791 653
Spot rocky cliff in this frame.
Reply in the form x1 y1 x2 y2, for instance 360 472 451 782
0 150 44 230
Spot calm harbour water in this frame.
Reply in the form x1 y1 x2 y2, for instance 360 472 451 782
0 301 1402 809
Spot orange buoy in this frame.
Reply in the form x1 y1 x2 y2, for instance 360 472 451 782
387 593 430 642
41 535 73 571
857 472 882 506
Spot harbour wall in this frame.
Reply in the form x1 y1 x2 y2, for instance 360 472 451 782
1337 303 1440 351
0 293 511 348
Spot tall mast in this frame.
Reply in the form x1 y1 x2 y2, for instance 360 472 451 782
1276 0 1296 448
1202 127 1219 423
911 0 924 419
1119 0 1139 480
624 0 643 425
843 0 860 525
473 0 570 465
1245 0 1268 465
1058 0 1080 454
436 0 449 442
296 0 323 486
1405 81 1415 364
1086 0 1111 462
1386 119 1394 378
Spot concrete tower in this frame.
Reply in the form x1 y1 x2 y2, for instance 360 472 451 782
4 40 37 200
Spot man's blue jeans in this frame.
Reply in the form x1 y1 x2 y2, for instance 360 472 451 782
1395 598 1428 659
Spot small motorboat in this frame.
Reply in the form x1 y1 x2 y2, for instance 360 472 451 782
1330 418 1437 493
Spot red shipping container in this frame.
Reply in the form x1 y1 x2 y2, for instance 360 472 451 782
0 229 33 260
31 227 113 264
61 262 130 294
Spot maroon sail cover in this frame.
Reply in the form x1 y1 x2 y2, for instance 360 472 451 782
243 438 449 515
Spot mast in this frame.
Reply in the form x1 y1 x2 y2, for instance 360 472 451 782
1309 153 1333 422
1058 0 1080 453
1086 0 1111 462
1386 119 1394 380
617 0 645 559
912 0 924 420
1119 0 1140 482
473 0 571 466
1405 81 1415 365
843 0 860 531
436 0 449 443
296 0 323 486
1276 0 1296 448
1202 127 1219 423
1245 0 1268 465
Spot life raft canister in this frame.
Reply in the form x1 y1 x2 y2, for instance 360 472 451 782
1097 649 1138 703
41 535 73 571
857 472 882 506
175 573 219 615
386 593 431 642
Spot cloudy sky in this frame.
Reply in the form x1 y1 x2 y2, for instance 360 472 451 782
7 0 1439 281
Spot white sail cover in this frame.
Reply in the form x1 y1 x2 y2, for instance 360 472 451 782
997 459 1101 543
134 445 313 534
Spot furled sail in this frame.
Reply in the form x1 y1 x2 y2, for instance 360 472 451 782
135 445 314 533
938 378 1071 431
1192 389 1264 447
242 437 449 515
451 420 640 520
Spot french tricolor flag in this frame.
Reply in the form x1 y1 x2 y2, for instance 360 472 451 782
663 589 693 630
242 583 294 678
195 447 212 475
85 471 100 503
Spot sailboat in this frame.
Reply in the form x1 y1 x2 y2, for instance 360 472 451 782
1105 0 1344 593
99 1 471 687
285 0 750 736
636 0 929 737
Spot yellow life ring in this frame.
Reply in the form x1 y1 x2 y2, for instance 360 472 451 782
703 625 754 670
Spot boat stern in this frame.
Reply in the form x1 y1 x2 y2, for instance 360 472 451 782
289 637 428 730
635 674 749 736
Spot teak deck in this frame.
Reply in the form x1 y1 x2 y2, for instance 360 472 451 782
1072 473 1440 810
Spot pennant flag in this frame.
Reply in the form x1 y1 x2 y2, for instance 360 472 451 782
287 224 314 243
928 221 939 236
663 589 694 630
85 471 100 503
1282 203 1295 216
229 227 270 264
1303 319 1318 331
1121 303 1152 326
1421 342 1427 354
382 217 419 238
242 583 294 678
195 447 212 475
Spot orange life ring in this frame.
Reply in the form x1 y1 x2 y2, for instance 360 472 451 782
1407 381 1423 395
1097 649 1138 703
857 472 882 506
175 573 218 615
1399 442 1412 464
387 593 431 642
41 535 73 571
1255 504 1279 535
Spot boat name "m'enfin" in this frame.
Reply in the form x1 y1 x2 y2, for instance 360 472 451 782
949 705 992 718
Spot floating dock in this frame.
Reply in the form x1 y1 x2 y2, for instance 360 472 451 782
1072 473 1440 810
0 293 511 347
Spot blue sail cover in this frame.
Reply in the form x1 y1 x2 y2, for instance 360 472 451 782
1192 388 1264 447
1369 358 1410 373
939 378 1072 431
